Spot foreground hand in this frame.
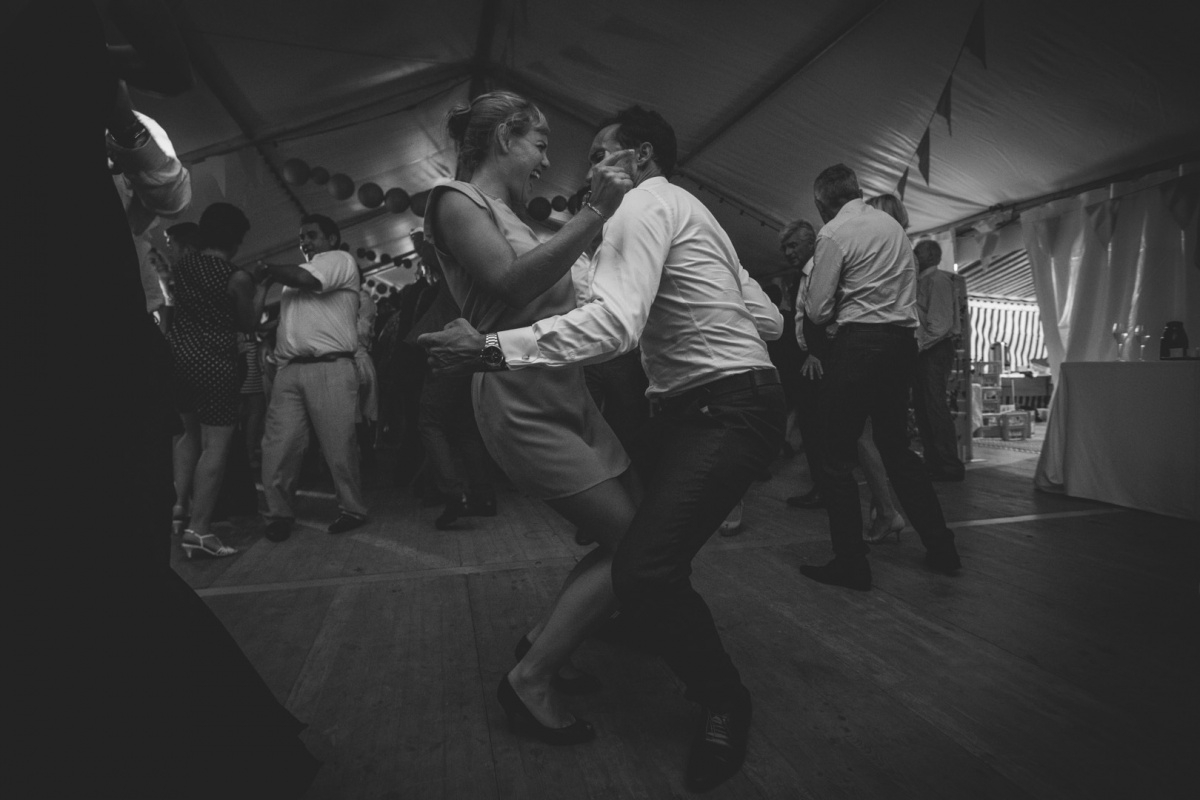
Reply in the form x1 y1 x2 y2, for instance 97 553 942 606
417 318 487 376
800 354 824 380
587 149 636 218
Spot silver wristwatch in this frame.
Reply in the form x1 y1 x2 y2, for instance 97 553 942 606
480 332 507 371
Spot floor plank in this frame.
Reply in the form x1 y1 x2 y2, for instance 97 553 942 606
171 445 1199 799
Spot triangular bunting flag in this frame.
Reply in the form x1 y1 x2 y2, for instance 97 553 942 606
965 2 987 67
936 77 953 135
897 167 909 200
917 128 931 185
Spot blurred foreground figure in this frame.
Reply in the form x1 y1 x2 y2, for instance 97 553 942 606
11 2 319 795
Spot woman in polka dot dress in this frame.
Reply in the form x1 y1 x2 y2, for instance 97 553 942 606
168 203 265 558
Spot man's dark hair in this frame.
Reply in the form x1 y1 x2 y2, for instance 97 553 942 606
166 221 201 251
813 164 862 213
602 105 677 178
198 203 250 252
913 239 943 269
300 213 341 246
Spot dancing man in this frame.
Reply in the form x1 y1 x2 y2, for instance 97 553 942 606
257 214 369 540
798 164 961 592
421 105 784 792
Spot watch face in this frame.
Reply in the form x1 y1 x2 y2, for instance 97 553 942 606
481 346 504 367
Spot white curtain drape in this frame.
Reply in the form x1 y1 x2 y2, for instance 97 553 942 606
1021 166 1199 378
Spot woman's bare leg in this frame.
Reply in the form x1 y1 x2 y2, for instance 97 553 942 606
172 412 201 522
507 469 639 728
186 423 236 537
859 418 904 537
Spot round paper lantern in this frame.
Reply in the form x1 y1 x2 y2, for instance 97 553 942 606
551 195 567 212
411 190 430 217
328 173 354 200
358 182 384 208
310 166 330 185
365 250 376 261
384 188 411 214
378 253 392 265
356 247 367 258
400 258 412 269
282 158 310 185
566 194 582 214
527 196 551 221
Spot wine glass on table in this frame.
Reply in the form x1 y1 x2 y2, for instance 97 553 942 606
1111 322 1128 361
1132 324 1152 361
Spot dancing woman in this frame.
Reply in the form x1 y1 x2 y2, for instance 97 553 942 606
425 91 637 742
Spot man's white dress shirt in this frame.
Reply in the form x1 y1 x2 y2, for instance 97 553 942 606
498 177 782 397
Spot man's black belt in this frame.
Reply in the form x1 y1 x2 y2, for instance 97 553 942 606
650 367 780 415
289 351 355 364
839 322 916 336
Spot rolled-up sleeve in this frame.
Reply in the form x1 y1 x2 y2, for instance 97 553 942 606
107 112 191 218
740 268 783 341
497 189 668 369
805 236 842 326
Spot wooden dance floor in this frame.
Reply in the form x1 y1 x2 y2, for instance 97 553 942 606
176 446 1198 799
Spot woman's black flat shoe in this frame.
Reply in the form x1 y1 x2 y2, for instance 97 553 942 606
496 675 595 745
513 636 604 696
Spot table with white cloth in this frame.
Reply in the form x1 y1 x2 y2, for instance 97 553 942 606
1035 361 1200 521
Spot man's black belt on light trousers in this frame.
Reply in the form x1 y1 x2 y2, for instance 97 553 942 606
650 367 780 415
839 322 916 336
289 351 355 364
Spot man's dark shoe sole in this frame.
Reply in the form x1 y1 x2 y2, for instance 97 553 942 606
799 559 872 591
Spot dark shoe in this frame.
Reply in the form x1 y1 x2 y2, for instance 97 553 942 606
462 497 497 517
799 557 872 591
327 512 367 535
435 498 465 530
925 539 962 573
786 489 824 508
514 636 604 696
496 675 595 745
264 518 293 542
685 685 752 792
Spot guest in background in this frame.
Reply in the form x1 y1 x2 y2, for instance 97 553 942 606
168 202 264 557
781 219 829 509
912 239 966 482
355 265 380 470
800 164 961 592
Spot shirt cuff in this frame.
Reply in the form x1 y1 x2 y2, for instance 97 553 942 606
497 327 539 369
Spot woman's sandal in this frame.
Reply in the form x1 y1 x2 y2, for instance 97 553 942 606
180 530 237 559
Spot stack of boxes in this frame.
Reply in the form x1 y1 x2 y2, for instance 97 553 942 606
975 361 1002 437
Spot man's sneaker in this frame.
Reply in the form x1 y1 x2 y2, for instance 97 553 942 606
685 685 752 792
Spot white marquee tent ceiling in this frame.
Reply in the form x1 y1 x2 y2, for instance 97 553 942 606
133 0 1200 278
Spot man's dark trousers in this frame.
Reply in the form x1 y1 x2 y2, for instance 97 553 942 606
913 337 965 477
818 324 955 560
616 373 786 708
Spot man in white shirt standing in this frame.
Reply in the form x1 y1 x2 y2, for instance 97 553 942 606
421 106 784 793
912 240 966 481
800 164 961 591
257 214 369 541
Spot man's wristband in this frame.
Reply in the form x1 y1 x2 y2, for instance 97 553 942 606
583 201 610 221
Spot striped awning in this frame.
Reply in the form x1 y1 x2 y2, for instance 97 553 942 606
958 249 1035 301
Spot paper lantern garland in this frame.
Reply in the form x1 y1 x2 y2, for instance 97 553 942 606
357 182 384 208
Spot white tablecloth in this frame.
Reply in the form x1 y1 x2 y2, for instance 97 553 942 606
1035 361 1200 521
